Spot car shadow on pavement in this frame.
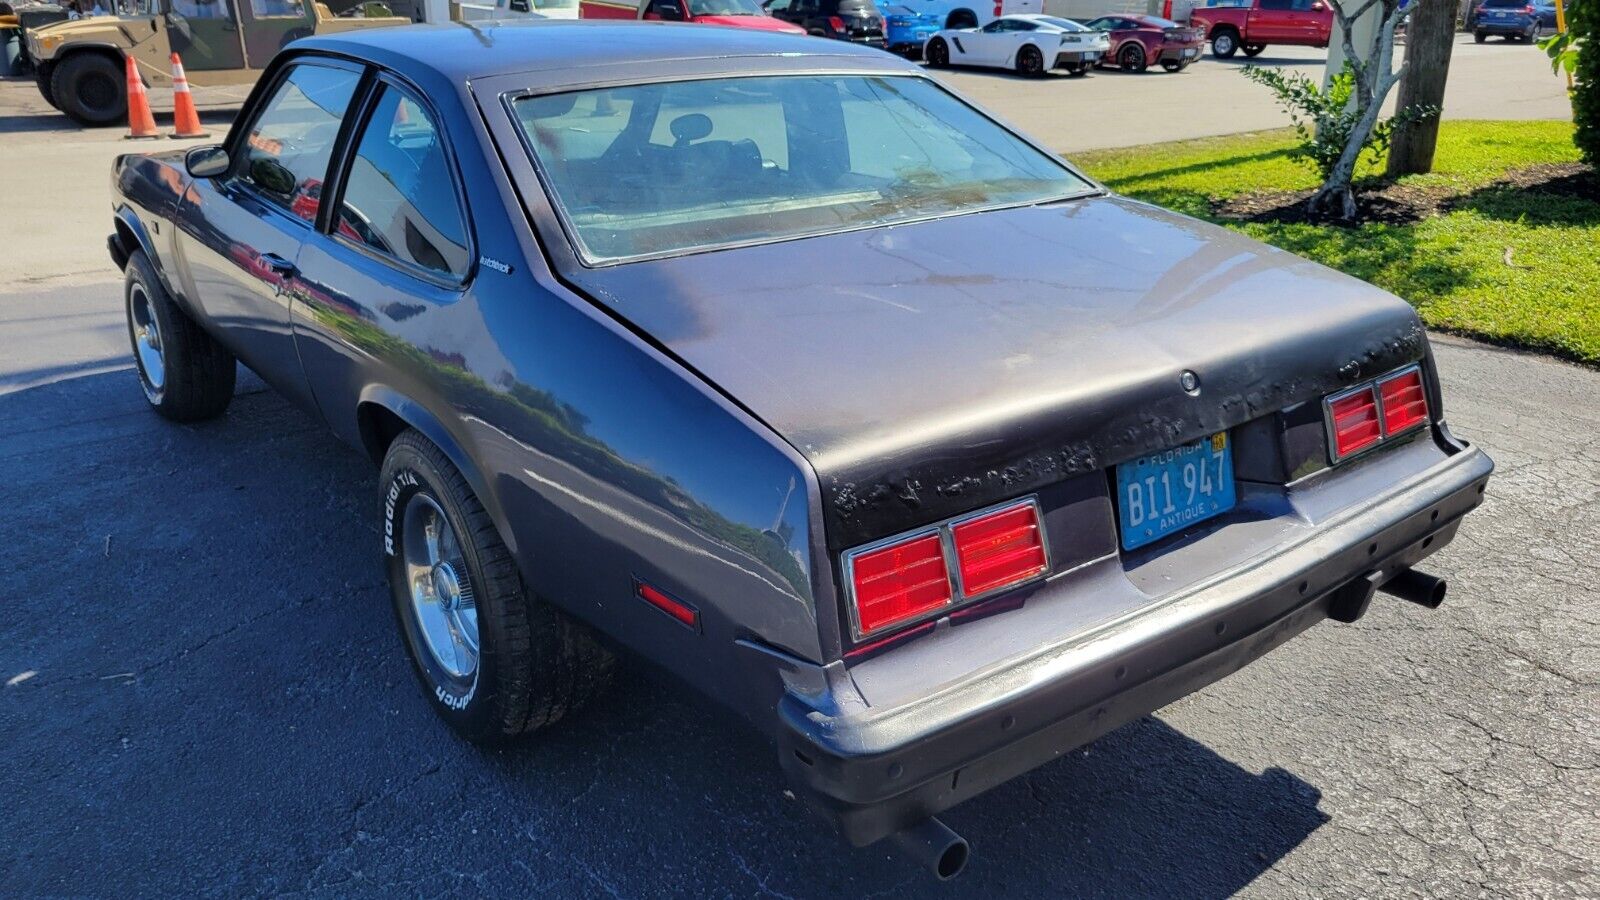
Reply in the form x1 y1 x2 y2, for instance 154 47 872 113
0 369 1328 898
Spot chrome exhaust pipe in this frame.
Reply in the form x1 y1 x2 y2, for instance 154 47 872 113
889 817 969 880
1380 569 1447 609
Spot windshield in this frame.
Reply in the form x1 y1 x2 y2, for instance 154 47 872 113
687 0 763 14
514 75 1091 264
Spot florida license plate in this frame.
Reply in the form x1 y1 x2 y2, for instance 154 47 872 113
1115 432 1236 551
1182 48 1198 57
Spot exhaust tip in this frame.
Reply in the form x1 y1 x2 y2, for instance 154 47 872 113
890 817 970 880
1380 568 1447 609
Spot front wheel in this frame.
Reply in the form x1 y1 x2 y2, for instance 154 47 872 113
1211 29 1239 57
124 250 236 421
925 37 949 67
1016 44 1045 77
1119 43 1147 72
380 430 614 743
51 51 126 127
1242 42 1265 56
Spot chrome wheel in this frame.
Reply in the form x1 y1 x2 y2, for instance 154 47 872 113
401 494 479 681
128 283 166 394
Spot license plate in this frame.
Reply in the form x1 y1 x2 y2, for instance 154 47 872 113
1182 47 1198 57
1115 432 1236 551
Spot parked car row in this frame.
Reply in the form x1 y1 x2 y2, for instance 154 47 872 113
925 13 1203 75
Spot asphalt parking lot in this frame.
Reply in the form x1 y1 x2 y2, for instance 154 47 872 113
2 39 1597 898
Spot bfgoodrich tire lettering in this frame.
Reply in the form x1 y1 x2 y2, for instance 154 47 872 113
380 429 614 742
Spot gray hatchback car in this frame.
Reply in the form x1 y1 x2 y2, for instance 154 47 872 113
107 21 1492 877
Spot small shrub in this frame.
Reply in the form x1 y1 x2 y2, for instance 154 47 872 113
1242 63 1438 185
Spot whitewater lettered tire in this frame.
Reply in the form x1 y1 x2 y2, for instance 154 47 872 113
380 429 614 742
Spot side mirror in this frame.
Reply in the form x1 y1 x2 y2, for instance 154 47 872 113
185 145 230 179
1311 1 1326 8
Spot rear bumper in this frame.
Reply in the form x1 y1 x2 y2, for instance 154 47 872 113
1053 49 1104 65
778 441 1493 847
1476 18 1535 32
1155 44 1204 62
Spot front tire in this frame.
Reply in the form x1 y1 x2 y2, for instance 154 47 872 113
926 37 949 67
124 250 236 422
380 430 614 743
1211 29 1239 57
35 62 58 109
1118 42 1147 72
51 51 126 127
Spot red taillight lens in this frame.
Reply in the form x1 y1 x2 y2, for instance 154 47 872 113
828 14 846 30
1379 368 1428 436
1329 387 1382 459
952 502 1048 596
849 533 951 636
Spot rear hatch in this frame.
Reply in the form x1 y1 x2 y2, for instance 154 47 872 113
562 195 1426 550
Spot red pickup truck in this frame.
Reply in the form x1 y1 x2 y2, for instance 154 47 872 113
1187 0 1333 58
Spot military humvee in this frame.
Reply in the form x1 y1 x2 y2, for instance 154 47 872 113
27 0 410 125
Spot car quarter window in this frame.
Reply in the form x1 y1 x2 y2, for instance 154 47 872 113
237 63 361 223
333 84 472 279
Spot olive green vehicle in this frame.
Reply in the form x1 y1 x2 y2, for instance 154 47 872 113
28 0 409 126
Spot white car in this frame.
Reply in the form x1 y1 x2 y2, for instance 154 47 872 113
924 13 1111 76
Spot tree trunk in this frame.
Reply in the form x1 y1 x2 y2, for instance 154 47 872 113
1388 0 1458 175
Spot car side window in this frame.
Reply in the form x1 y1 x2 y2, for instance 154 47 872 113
171 0 234 20
1013 18 1036 29
981 18 1008 30
767 0 789 10
236 63 360 223
248 0 305 16
1259 0 1292 9
334 84 472 279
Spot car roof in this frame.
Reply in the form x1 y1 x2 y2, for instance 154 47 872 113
293 19 901 84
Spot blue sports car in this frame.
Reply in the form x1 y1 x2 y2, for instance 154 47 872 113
877 2 942 54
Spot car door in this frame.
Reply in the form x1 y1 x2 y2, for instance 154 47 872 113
289 76 477 447
239 0 316 68
165 0 248 71
1248 0 1295 41
962 18 1012 63
171 58 362 409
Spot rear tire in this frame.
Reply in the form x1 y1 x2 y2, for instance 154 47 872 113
1016 44 1045 76
1242 42 1265 56
1211 28 1239 57
51 51 126 127
380 430 614 743
1119 42 1147 71
926 37 949 67
124 250 236 422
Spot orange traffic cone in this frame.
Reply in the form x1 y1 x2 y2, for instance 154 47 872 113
168 52 209 139
123 55 159 140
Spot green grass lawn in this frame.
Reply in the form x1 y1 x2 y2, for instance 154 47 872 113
1073 121 1600 365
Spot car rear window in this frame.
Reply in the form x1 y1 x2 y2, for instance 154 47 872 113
1481 0 1526 7
512 75 1092 264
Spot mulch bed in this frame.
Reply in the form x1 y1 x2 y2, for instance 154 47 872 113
1211 162 1599 227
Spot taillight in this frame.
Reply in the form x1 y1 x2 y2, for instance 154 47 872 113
1379 367 1428 436
952 501 1048 597
828 14 846 30
847 532 952 637
1327 386 1382 460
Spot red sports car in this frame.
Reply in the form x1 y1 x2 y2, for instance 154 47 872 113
1082 14 1205 72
